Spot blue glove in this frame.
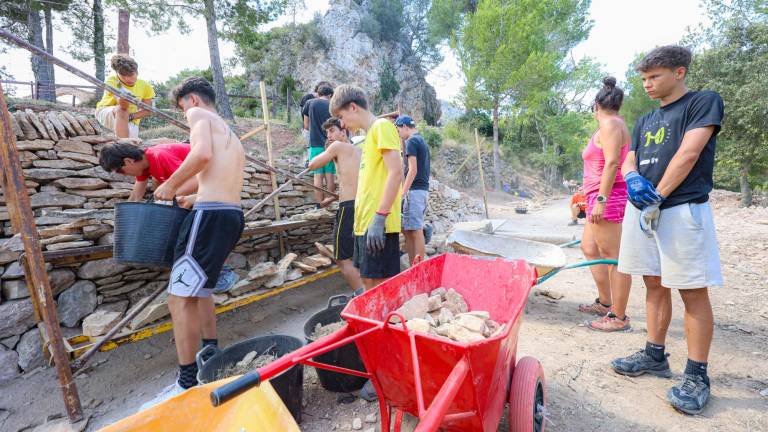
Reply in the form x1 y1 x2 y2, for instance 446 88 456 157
639 203 661 237
365 213 387 253
624 171 663 207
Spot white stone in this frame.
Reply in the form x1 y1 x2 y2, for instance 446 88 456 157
396 294 429 321
405 318 431 334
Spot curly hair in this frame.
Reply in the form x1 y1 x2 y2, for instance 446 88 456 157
636 45 692 73
110 54 138 76
170 76 216 107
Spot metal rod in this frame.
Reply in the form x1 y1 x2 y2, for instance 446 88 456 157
71 281 167 374
474 129 490 219
414 356 471 432
244 168 310 218
0 82 83 421
0 29 189 131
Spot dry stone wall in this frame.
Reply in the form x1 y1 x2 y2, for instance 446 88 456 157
0 109 331 382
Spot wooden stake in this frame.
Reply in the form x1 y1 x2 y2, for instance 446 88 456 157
0 83 83 421
474 129 490 219
244 168 310 219
260 81 285 255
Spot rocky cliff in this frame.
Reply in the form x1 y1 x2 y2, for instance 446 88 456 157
248 0 442 124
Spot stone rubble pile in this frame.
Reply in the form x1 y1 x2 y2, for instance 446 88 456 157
424 179 485 235
394 288 504 344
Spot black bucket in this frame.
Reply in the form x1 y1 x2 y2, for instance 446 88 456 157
114 198 189 268
196 335 304 423
303 295 368 392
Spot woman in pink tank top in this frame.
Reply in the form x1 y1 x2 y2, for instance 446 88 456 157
578 77 633 333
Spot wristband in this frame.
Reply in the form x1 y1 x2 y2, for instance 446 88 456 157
375 211 389 216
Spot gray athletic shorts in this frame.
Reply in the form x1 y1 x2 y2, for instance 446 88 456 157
402 189 428 231
618 201 723 289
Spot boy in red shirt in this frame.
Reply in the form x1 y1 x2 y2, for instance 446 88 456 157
569 186 587 225
99 142 198 203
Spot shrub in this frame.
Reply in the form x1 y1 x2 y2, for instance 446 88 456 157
417 121 443 150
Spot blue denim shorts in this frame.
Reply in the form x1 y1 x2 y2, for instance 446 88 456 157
402 189 428 231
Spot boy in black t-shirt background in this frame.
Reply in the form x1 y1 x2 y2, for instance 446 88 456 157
610 46 724 415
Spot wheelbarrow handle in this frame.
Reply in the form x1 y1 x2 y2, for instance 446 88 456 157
210 371 262 407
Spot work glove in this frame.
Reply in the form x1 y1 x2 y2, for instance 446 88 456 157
639 202 661 238
624 171 663 208
365 213 387 253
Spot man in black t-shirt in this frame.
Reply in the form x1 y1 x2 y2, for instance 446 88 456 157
302 84 336 204
395 115 430 263
610 46 724 416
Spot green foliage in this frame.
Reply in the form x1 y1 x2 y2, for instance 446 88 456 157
417 121 443 150
360 0 404 42
620 53 659 132
457 110 494 138
373 62 401 110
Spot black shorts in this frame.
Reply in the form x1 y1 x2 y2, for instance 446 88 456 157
333 200 355 261
578 210 586 219
168 202 244 298
353 233 400 279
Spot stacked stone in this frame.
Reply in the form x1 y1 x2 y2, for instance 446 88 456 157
425 179 485 235
0 108 331 383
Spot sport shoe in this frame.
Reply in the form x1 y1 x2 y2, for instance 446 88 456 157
358 379 378 402
587 313 631 332
578 298 610 316
212 265 239 294
667 374 710 415
611 350 673 378
139 380 190 411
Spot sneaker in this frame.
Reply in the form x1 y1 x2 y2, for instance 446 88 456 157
611 350 673 378
578 298 610 316
667 374 710 415
212 265 239 294
359 379 378 402
139 380 189 411
587 313 631 332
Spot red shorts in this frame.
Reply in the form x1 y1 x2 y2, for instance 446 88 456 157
586 188 627 224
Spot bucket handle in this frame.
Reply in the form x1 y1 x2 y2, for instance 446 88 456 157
327 294 349 309
145 196 182 208
195 344 222 371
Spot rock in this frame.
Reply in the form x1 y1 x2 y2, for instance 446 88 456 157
82 310 123 337
225 253 247 269
302 254 332 268
352 418 363 430
315 242 334 259
292 261 317 273
464 311 491 320
58 152 100 164
38 225 82 239
69 188 131 199
17 328 45 371
24 168 79 182
2 279 30 300
0 250 20 265
0 345 20 384
32 159 90 170
78 258 129 279
29 191 86 209
52 177 108 191
760 388 768 397
247 262 278 280
46 241 94 251
265 253 298 288
54 112 77 136
534 288 564 300
46 111 69 138
100 281 145 298
0 234 24 252
61 111 86 135
1 335 20 349
364 413 377 423
41 234 84 246
15 111 40 139
437 323 484 344
437 307 454 326
443 288 468 314
0 299 35 339
453 313 486 334
1 261 25 279
427 295 442 312
229 279 265 297
54 139 94 155
40 113 60 139
97 300 129 314
128 292 169 329
285 268 303 282
57 281 98 327
82 224 112 240
15 140 55 151
396 294 429 321
406 318 431 333
9 112 24 138
429 287 447 299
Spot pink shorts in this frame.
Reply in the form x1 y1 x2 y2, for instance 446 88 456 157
586 188 628 224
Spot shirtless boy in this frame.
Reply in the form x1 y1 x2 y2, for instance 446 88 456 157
142 77 245 407
308 117 364 295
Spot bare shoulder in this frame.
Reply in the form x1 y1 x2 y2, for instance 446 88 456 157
601 117 627 133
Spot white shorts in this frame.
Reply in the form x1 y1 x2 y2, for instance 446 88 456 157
95 106 139 138
618 201 722 289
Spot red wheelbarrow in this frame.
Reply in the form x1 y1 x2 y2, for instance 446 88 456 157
210 253 545 432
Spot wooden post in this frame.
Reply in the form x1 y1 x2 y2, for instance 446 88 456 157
0 82 83 421
286 86 291 124
117 10 130 54
474 129 490 219
259 81 285 255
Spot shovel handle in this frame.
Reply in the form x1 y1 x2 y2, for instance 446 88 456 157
210 371 262 406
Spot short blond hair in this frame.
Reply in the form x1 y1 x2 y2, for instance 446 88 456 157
329 85 368 116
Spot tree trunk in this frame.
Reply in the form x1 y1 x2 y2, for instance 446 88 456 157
117 9 130 54
44 5 56 101
203 0 234 121
27 9 55 102
491 100 501 191
93 0 106 100
739 159 753 207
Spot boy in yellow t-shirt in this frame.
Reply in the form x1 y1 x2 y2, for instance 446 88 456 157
95 54 155 138
330 85 403 290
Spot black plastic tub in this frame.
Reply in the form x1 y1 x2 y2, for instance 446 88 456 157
196 335 304 423
114 198 189 268
303 295 368 392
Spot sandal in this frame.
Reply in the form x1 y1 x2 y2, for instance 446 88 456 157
578 298 611 316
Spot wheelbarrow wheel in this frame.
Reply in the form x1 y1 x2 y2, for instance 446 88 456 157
509 356 546 432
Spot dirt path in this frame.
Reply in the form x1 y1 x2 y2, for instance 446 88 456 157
1 195 766 431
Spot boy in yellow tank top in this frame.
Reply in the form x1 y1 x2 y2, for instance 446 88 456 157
95 54 155 138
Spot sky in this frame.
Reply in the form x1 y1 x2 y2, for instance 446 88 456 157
1 0 708 103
